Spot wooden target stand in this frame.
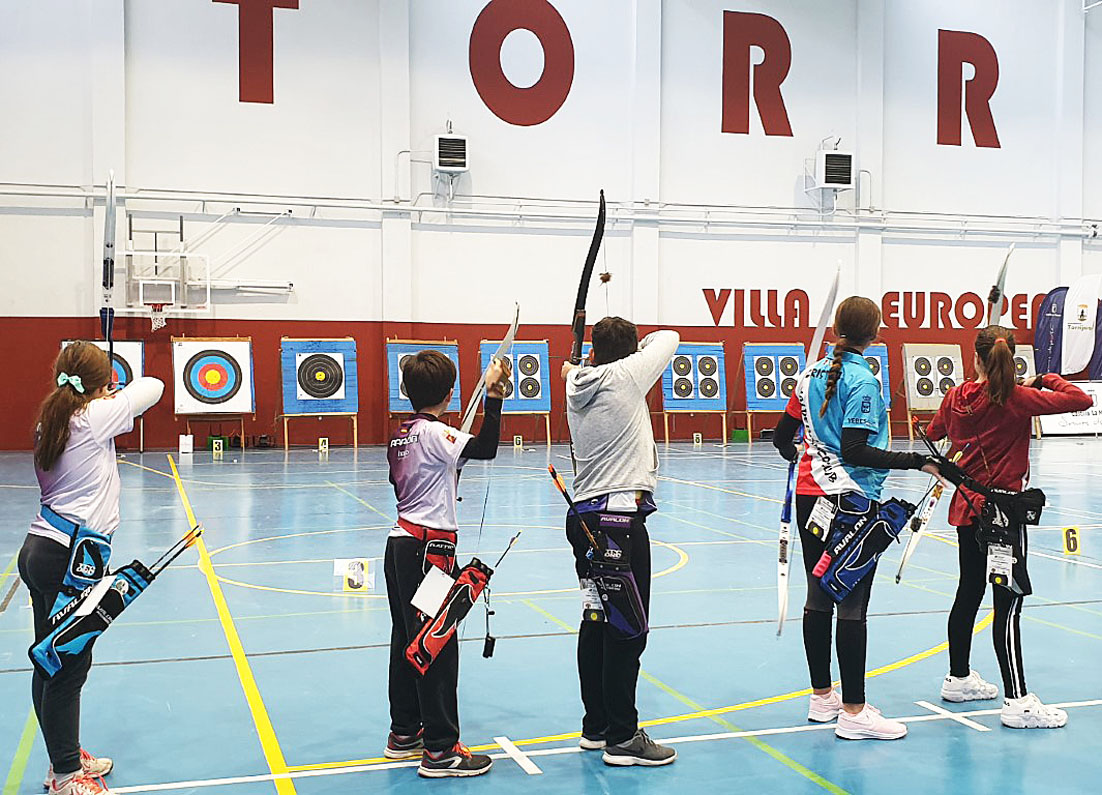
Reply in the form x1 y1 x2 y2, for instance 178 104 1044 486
181 414 249 453
506 411 552 446
740 410 784 447
663 410 727 445
280 413 358 452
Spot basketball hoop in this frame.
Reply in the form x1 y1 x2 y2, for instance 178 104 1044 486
149 304 167 331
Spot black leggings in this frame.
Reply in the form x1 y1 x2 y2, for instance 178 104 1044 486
17 534 91 775
565 512 651 746
948 523 1027 698
796 495 877 705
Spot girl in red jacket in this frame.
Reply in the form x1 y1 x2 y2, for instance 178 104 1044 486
927 326 1092 729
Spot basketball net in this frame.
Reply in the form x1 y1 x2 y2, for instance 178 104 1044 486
149 304 167 331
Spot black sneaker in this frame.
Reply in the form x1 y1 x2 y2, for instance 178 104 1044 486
602 729 677 767
384 729 424 759
417 743 493 778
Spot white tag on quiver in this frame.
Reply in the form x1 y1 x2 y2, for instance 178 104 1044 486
580 577 605 622
987 543 1014 588
411 565 455 617
807 496 838 540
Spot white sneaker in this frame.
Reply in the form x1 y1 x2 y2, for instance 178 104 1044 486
941 670 999 703
45 773 113 795
807 690 842 723
835 704 908 740
44 751 113 790
1001 693 1068 729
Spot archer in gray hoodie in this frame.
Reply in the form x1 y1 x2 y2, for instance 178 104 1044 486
561 318 679 767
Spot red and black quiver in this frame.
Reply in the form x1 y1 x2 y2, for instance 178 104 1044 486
405 558 493 676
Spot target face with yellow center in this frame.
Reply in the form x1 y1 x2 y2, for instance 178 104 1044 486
296 353 345 401
184 350 243 404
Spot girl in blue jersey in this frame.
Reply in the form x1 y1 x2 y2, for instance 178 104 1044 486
773 296 940 740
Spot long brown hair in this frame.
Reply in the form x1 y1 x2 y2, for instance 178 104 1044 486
975 325 1017 406
820 296 881 417
34 342 112 471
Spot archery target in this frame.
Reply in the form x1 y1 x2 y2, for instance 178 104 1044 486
517 353 542 400
697 355 720 399
904 344 963 412
669 355 695 400
1013 345 1036 380
281 339 359 415
387 342 461 414
479 341 550 413
173 338 254 415
743 344 805 412
61 340 144 389
754 357 777 399
296 353 345 401
663 343 727 411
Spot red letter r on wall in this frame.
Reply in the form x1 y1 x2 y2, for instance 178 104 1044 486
721 11 793 136
937 29 1000 148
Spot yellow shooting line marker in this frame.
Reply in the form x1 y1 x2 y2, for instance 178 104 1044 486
166 455 297 795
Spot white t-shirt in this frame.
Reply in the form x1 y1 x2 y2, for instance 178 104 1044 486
387 414 473 534
30 378 163 546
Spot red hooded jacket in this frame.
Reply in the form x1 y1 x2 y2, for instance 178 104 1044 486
927 373 1093 527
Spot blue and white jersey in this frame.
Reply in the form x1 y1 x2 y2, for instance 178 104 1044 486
785 351 890 500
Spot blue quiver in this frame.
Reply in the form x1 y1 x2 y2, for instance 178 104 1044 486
31 561 152 679
819 496 914 603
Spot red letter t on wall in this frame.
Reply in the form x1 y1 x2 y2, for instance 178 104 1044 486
937 29 1000 148
215 0 299 104
721 11 793 136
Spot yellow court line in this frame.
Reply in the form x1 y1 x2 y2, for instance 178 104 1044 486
525 600 845 792
118 459 176 479
166 455 297 795
327 480 393 521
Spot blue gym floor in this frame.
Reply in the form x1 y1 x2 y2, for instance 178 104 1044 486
1 440 1099 794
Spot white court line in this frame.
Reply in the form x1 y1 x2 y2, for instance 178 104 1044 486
1031 550 1102 570
494 735 544 775
110 699 1102 793
915 700 991 731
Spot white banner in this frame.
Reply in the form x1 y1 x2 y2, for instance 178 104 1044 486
1061 274 1102 375
1039 382 1102 436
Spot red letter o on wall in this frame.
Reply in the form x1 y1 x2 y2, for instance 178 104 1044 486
469 0 574 126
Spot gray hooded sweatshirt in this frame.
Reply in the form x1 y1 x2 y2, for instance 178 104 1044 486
566 330 680 502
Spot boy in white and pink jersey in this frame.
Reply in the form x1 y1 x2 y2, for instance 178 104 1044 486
383 350 509 779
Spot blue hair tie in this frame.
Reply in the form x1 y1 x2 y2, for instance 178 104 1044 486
57 373 85 394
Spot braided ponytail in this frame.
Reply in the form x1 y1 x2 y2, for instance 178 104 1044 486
819 345 846 417
818 296 882 417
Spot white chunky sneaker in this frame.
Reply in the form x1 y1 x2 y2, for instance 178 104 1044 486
835 704 907 740
807 689 843 723
1001 694 1068 729
578 734 606 750
44 750 114 790
45 773 113 795
941 670 999 703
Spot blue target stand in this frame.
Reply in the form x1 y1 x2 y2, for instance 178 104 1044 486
480 340 552 446
741 343 806 445
386 340 462 425
661 343 728 444
171 337 255 453
64 339 147 451
279 338 359 452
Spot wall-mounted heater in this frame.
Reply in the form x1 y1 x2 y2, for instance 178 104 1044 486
814 150 854 190
434 134 469 173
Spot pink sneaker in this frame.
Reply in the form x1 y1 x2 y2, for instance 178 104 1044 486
835 704 907 740
808 690 842 722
